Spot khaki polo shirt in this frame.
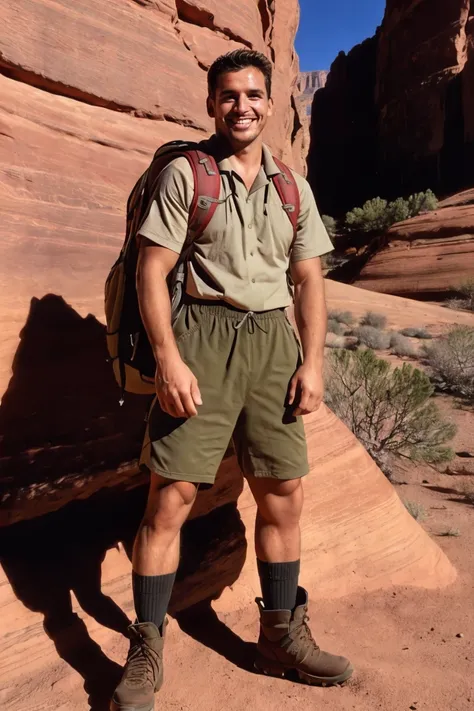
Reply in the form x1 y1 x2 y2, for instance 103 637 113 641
138 140 333 311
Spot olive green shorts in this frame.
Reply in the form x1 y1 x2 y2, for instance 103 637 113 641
140 302 309 486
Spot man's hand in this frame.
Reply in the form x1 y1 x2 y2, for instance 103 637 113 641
288 363 324 416
155 354 202 418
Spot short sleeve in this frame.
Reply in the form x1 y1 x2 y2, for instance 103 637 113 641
138 156 194 254
290 172 334 262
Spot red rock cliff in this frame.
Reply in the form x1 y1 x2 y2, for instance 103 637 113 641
309 0 474 215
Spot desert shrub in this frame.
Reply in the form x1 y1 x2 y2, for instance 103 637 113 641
387 196 410 224
424 326 474 399
462 481 474 504
345 197 389 232
407 189 438 215
345 190 438 233
327 319 345 336
325 334 347 349
448 279 474 312
390 333 417 358
324 349 456 477
328 309 355 325
439 527 461 537
322 214 337 239
404 501 427 522
445 298 468 311
360 311 387 329
354 326 391 350
399 327 433 339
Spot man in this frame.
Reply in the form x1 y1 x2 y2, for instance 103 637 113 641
111 49 353 711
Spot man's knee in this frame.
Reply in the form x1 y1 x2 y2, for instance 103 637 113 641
252 478 304 525
142 474 198 533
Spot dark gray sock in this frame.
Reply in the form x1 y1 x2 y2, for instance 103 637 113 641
257 559 300 611
132 571 176 630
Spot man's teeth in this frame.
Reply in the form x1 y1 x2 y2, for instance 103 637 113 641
233 119 253 125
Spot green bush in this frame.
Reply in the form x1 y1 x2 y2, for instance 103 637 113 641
390 333 417 358
399 327 433 340
328 309 355 325
324 349 456 477
424 326 474 399
345 190 438 233
327 319 345 336
322 214 337 239
448 279 474 312
354 326 391 350
345 197 389 233
360 311 387 329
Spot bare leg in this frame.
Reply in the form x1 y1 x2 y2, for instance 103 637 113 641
247 477 304 563
133 474 198 575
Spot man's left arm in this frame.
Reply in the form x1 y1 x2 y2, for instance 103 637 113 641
288 258 327 416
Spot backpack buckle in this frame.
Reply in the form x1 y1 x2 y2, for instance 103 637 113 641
199 157 217 176
282 203 295 213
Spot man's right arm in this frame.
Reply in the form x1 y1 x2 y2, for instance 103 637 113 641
136 239 202 419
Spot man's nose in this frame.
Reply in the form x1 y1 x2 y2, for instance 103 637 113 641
235 94 250 113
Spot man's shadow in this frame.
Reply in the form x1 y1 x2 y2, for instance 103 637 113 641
0 294 252 709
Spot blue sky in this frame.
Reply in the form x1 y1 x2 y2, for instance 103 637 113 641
296 0 386 71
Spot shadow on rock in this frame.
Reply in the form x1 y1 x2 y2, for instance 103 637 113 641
175 600 257 673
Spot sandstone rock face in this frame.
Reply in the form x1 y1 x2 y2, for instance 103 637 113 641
308 0 474 215
353 203 474 299
0 0 303 514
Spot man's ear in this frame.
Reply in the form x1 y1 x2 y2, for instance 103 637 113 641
267 97 274 118
207 95 215 118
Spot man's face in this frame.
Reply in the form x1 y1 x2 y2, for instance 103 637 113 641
207 67 273 149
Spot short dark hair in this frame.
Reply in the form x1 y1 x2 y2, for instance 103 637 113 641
208 49 273 98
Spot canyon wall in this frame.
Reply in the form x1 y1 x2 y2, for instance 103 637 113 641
309 0 474 215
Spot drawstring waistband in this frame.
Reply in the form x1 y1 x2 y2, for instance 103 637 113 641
234 311 268 334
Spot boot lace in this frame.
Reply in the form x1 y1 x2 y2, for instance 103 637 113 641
126 640 158 688
291 614 321 659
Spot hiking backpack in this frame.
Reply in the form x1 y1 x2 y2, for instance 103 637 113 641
105 140 300 403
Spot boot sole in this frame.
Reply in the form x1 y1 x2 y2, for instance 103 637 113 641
254 659 354 687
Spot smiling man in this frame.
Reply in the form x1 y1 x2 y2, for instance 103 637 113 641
111 50 353 711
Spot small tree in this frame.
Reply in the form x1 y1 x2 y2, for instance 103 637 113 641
424 326 474 399
322 214 337 239
325 349 456 476
387 197 410 224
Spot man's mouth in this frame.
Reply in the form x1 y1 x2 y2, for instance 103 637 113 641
227 117 255 130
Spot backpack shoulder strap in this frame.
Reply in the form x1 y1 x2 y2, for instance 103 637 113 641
271 156 301 241
182 150 220 239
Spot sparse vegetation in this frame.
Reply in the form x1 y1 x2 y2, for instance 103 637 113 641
439 527 461 537
345 190 438 233
324 349 456 478
404 501 427 522
354 325 391 350
322 214 337 239
328 309 355 326
399 327 433 340
360 311 387 329
462 481 474 504
327 319 345 336
447 279 474 312
390 333 418 358
325 334 347 349
424 326 474 400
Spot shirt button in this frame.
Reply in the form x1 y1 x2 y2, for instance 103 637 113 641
251 278 256 283
250 251 254 256
248 222 254 229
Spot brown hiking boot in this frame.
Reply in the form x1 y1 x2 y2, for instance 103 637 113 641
254 587 353 686
110 620 167 711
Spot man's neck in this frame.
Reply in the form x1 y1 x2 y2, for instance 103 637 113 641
212 135 264 189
